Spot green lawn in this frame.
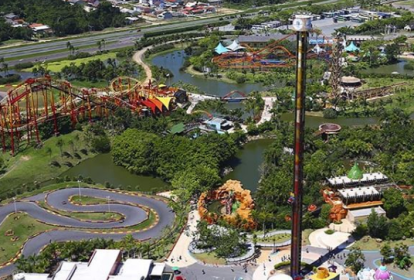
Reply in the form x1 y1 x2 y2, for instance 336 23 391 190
70 80 109 88
71 212 123 221
38 200 123 222
23 52 117 72
98 209 156 233
192 252 227 265
0 131 96 196
70 195 110 205
257 233 291 244
352 236 414 251
0 213 54 264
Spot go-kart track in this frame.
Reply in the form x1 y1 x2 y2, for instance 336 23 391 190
0 187 175 277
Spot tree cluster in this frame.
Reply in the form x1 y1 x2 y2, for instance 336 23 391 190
0 0 126 41
57 59 137 82
112 128 244 200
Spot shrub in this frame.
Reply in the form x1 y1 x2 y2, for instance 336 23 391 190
14 62 34 70
325 229 335 235
323 108 338 119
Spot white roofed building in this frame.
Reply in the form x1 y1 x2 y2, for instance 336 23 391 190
14 250 165 280
323 162 397 223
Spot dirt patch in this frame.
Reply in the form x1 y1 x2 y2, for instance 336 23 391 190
21 156 30 161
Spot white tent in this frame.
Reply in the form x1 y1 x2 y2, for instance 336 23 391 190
226 40 245 51
312 44 325 54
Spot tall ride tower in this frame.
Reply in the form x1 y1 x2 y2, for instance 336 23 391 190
290 15 312 279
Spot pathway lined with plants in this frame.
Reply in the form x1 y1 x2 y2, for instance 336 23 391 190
0 186 174 277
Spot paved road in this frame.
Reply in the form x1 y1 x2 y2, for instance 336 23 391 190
0 187 174 277
3 17 224 63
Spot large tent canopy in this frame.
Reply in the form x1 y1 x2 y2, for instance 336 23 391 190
226 40 245 51
214 42 229 54
345 41 360 52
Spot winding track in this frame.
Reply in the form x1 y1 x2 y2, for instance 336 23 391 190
0 187 175 277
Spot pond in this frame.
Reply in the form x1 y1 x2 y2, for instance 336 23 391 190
224 139 273 192
63 139 273 193
63 153 169 193
151 50 271 97
280 113 379 128
360 60 414 76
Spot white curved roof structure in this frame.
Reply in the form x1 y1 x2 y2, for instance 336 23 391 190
226 40 245 51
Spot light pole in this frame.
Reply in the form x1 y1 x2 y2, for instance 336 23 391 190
13 197 17 213
106 196 110 213
77 180 82 202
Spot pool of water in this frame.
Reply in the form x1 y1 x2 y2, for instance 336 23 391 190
361 60 414 76
63 153 168 192
280 113 379 128
151 50 269 97
224 139 273 191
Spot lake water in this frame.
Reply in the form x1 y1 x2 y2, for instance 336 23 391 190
63 153 169 193
64 140 273 193
361 60 414 76
151 50 268 97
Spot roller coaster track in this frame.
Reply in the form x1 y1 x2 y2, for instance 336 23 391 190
0 76 178 155
213 33 332 69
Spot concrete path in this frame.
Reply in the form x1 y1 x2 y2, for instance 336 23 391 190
186 93 219 114
132 46 153 84
166 210 200 267
258 97 277 124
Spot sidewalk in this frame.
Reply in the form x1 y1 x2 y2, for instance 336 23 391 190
165 210 200 268
309 228 352 249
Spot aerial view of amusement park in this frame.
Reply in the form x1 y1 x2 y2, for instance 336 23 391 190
3 0 414 279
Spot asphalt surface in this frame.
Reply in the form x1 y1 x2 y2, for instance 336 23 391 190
0 187 174 277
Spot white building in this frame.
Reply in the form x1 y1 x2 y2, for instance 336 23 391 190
14 249 165 280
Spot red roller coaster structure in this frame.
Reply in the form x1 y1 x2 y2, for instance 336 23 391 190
0 76 181 155
212 34 332 69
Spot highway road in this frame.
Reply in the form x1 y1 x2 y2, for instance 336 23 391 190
0 187 175 277
1 16 226 61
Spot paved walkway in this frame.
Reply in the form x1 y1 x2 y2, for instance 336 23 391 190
186 93 219 114
132 46 153 84
309 228 353 249
166 209 200 268
258 97 277 124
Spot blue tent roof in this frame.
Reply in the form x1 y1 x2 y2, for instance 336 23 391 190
345 41 360 52
215 42 229 54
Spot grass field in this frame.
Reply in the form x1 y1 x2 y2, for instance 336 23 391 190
71 195 110 205
38 200 123 222
257 233 291 244
352 236 414 251
0 213 54 264
0 131 96 195
192 252 227 265
23 52 117 72
70 80 109 88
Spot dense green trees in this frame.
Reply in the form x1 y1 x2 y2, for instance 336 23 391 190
60 59 136 82
112 129 242 200
366 209 388 239
0 18 33 43
345 248 366 273
0 0 126 42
